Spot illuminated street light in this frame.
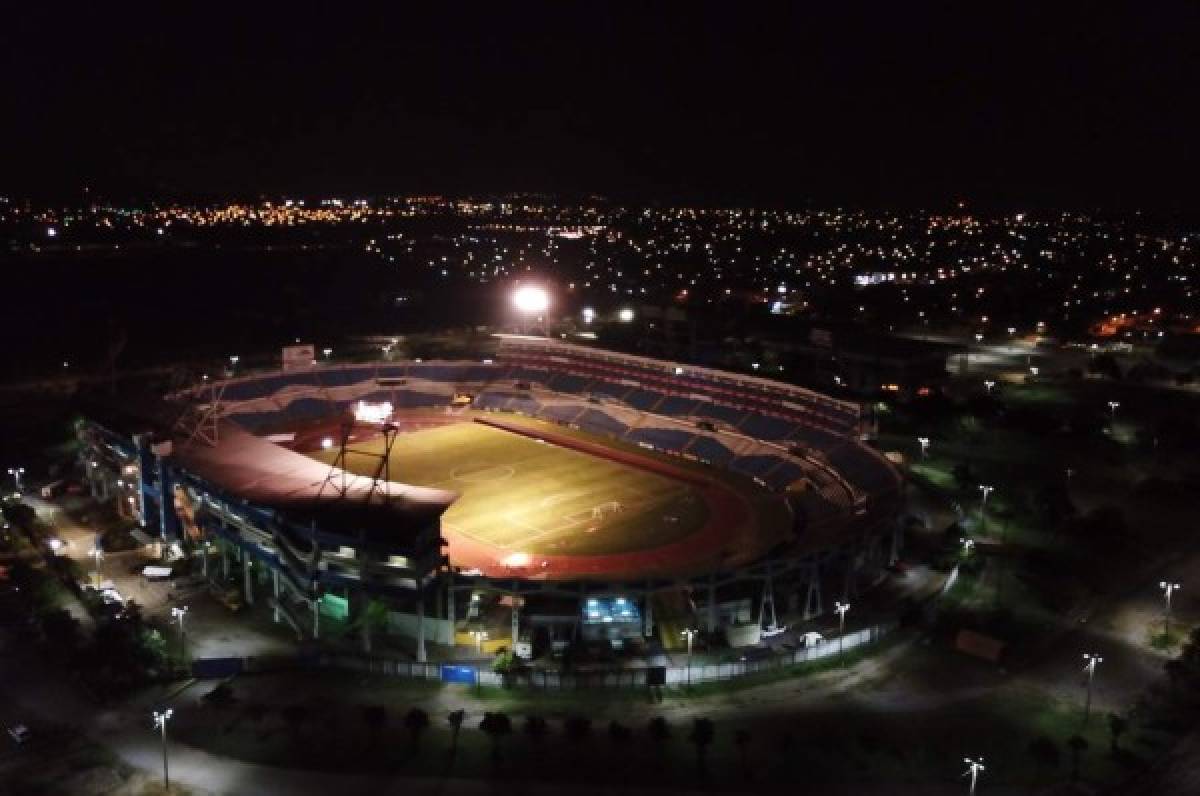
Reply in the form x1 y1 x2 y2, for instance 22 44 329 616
321 437 334 450
153 708 174 790
6 467 24 492
1029 366 1039 377
978 485 994 531
581 306 596 324
1107 400 1120 420
171 605 189 657
983 380 995 394
1160 581 1181 639
681 627 698 685
322 347 333 359
917 437 930 459
1082 653 1103 723
834 601 850 658
963 756 985 795
961 537 975 556
618 307 635 323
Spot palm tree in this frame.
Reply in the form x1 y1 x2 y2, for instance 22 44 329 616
405 707 430 752
479 712 512 767
1067 734 1088 782
734 728 752 780
689 718 715 776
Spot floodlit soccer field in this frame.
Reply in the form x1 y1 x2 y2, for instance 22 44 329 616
309 421 710 557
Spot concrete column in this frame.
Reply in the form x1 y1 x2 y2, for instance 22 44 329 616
889 524 903 566
221 542 230 580
416 591 426 663
312 598 320 639
272 569 281 623
445 571 456 627
243 559 254 606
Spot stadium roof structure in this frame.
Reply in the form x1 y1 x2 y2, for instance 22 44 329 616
81 395 457 541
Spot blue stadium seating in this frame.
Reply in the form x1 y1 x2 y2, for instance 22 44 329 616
730 455 786 479
395 391 448 409
277 397 336 423
547 373 592 394
539 404 584 424
655 396 698 417
627 427 695 453
688 436 736 466
693 401 745 426
317 367 377 388
576 408 628 436
623 388 665 411
588 382 630 402
737 413 797 441
765 461 805 491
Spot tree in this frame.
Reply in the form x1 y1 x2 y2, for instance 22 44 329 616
1108 713 1128 755
647 716 670 744
689 718 715 776
479 712 512 766
953 462 975 491
1067 734 1088 782
564 715 592 745
362 705 387 744
447 709 465 759
405 707 430 751
734 728 752 780
523 714 548 742
608 720 632 745
281 704 310 742
1027 735 1060 773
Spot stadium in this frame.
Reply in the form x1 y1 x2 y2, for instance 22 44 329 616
78 335 903 661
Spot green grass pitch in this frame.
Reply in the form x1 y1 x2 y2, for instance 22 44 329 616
309 421 710 557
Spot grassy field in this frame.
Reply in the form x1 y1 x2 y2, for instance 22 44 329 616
309 421 709 557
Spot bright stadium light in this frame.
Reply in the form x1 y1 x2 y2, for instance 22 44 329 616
512 285 550 314
354 401 394 425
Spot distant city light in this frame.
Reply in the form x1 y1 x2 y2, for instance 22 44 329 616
618 307 635 323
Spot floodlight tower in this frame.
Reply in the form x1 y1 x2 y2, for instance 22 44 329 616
834 601 850 658
512 284 550 336
681 627 698 685
1082 652 1103 723
978 484 994 531
963 756 985 795
153 708 174 790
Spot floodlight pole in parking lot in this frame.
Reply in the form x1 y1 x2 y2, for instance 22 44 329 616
1160 581 1181 640
153 709 173 790
834 601 850 661
1082 653 1102 724
172 605 189 659
681 628 697 686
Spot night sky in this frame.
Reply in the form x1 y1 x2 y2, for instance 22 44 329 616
4 4 1199 210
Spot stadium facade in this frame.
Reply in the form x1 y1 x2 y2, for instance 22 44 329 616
78 337 903 660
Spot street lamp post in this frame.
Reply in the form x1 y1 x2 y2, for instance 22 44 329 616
681 628 697 686
834 601 850 660
1082 653 1103 724
963 756 985 795
172 605 189 659
7 466 24 492
512 285 551 336
983 380 995 394
978 484 994 532
153 708 174 790
1160 581 1181 640
917 437 930 459
1107 400 1120 421
961 537 975 556
91 545 104 586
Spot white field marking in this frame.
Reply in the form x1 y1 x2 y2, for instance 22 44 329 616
494 484 693 550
